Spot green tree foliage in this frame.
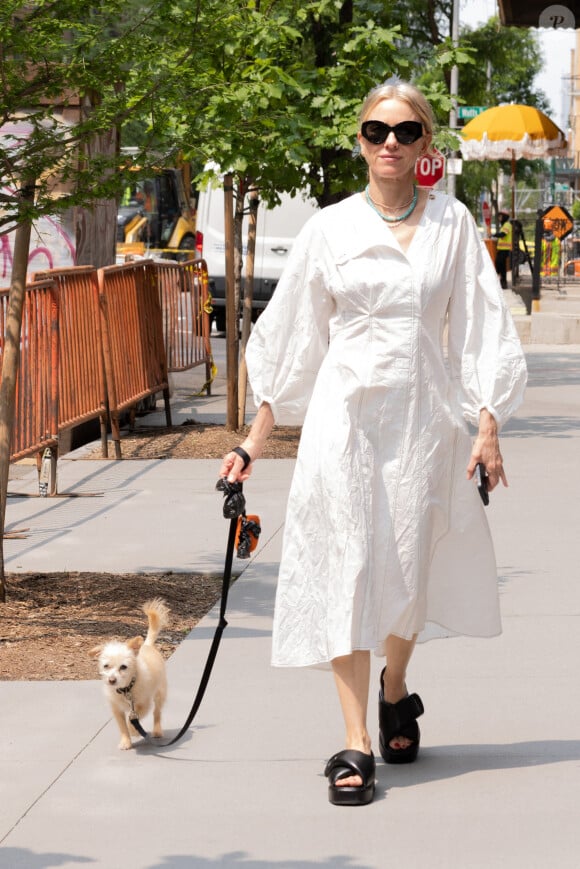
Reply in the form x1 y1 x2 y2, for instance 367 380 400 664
0 0 222 227
454 18 550 216
192 0 406 206
459 18 549 112
117 0 467 208
1 2 551 222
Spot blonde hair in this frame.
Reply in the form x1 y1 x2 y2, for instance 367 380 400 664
359 80 435 138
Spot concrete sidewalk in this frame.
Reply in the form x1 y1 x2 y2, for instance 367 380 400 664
508 277 580 343
1 344 580 868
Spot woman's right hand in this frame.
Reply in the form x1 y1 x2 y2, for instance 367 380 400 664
218 401 275 484
219 448 253 484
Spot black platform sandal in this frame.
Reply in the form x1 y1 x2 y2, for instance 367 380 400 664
378 667 424 765
324 749 376 806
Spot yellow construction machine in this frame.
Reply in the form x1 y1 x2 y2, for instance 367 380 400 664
116 167 200 260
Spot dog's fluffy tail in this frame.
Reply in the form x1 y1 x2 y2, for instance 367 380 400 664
143 598 170 646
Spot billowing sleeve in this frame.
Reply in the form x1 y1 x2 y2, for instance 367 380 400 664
447 204 527 428
245 214 335 424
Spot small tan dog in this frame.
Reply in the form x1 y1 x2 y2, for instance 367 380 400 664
89 598 169 750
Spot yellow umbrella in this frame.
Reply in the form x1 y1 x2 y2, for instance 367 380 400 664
459 104 567 216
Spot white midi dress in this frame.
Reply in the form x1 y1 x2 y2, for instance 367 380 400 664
245 190 527 668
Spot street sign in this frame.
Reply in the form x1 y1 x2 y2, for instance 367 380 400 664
447 158 463 175
415 148 445 187
457 106 487 120
541 204 574 240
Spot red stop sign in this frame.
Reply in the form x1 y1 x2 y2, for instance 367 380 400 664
415 148 445 187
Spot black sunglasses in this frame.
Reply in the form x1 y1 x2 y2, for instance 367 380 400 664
361 120 423 146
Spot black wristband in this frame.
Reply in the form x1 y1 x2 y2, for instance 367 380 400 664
232 446 252 471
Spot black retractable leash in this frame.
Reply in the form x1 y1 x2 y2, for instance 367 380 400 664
129 478 260 747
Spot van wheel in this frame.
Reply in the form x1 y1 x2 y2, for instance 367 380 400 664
215 309 226 333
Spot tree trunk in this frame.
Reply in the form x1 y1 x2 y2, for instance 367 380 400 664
238 184 259 428
75 197 117 268
233 179 245 321
224 174 238 431
75 95 118 269
0 181 35 602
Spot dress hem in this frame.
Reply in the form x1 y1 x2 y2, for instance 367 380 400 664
270 619 503 669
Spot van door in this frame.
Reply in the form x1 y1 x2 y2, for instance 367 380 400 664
253 191 318 305
195 181 318 326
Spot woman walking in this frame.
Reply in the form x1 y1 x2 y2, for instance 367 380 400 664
220 80 527 806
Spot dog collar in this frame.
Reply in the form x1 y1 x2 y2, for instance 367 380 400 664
116 677 136 696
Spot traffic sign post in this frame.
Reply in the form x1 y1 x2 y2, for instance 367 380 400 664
415 148 445 187
532 204 574 311
481 200 491 237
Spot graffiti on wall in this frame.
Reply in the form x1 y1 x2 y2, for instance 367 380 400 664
1 191 76 283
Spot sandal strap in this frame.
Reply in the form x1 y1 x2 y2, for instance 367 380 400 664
324 750 375 786
379 693 424 738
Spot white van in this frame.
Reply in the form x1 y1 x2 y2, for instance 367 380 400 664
195 183 319 331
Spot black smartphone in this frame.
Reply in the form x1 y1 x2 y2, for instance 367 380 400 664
475 462 489 506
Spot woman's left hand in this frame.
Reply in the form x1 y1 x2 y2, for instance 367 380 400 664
466 408 507 492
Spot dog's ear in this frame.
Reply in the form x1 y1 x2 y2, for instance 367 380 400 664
88 645 102 659
127 636 144 652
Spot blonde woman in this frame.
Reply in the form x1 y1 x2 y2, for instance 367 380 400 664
220 80 527 806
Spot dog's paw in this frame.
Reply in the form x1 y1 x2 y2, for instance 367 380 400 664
118 737 133 750
152 728 163 739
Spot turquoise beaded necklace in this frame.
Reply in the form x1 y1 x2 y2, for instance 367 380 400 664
364 184 418 225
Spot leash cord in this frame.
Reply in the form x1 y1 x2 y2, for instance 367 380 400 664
131 513 238 747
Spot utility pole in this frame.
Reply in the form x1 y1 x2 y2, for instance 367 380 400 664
447 0 460 198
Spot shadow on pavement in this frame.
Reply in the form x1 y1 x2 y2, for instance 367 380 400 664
376 739 580 790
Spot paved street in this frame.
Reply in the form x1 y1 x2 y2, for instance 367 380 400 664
1 339 579 868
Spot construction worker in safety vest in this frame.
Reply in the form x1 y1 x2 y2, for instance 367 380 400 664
540 221 561 277
493 211 512 289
